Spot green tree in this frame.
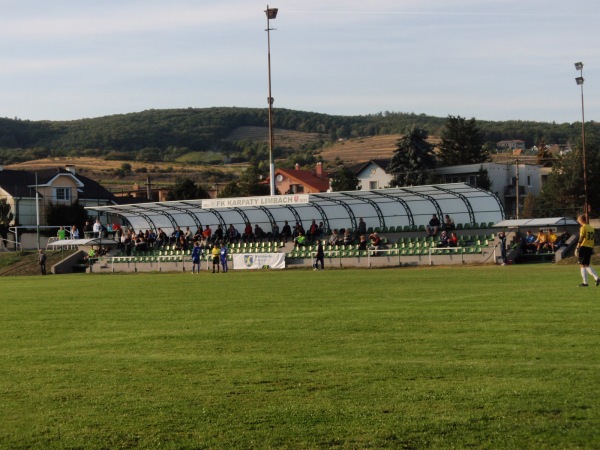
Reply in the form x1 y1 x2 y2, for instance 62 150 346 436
167 178 210 201
238 164 269 197
0 198 14 246
536 128 600 218
388 128 436 187
475 166 492 191
219 181 242 198
330 166 360 191
438 115 486 166
45 201 88 229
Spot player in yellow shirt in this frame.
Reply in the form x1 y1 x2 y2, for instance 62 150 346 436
576 214 599 287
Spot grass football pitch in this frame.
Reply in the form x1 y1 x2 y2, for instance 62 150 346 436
1 264 599 449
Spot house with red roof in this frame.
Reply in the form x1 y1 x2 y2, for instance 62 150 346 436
268 162 330 194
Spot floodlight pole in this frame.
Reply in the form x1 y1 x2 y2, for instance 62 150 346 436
575 62 588 220
265 5 278 196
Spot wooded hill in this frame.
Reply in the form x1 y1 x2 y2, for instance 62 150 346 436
0 107 594 167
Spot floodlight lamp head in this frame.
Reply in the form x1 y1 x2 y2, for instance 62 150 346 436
266 7 278 20
576 76 584 86
575 62 583 71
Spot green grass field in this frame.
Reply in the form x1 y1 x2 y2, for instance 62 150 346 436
1 265 599 449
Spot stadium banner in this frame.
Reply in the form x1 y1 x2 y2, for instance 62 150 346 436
232 253 286 270
202 194 309 209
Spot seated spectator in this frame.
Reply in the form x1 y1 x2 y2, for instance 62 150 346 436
448 232 458 247
329 229 341 246
443 215 455 231
213 225 224 243
343 229 353 247
226 224 240 244
294 231 307 248
546 230 558 252
555 229 571 249
280 221 292 243
426 215 441 236
254 224 265 242
156 228 167 249
437 231 449 247
533 229 548 253
202 225 212 242
358 235 368 251
369 231 382 249
521 230 536 253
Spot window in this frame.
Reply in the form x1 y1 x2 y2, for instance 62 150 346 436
54 187 71 202
468 175 477 185
369 181 378 190
527 175 532 187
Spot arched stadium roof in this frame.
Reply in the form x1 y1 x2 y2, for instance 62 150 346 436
86 183 504 233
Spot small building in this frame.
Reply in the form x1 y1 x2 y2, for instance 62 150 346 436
269 162 330 194
0 164 117 228
497 140 526 151
345 159 394 190
435 162 551 218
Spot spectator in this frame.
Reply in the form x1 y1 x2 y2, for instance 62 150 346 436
356 218 367 240
93 219 102 238
202 225 212 242
226 224 240 244
308 219 318 242
254 224 265 242
271 222 280 242
357 235 368 251
184 227 193 244
329 229 341 246
426 215 441 236
156 228 167 249
38 249 47 275
533 229 548 253
57 226 67 241
70 225 79 240
83 220 93 238
294 231 307 248
280 221 292 243
498 231 508 265
521 230 536 253
556 229 571 249
343 229 353 247
443 215 455 231
437 231 449 247
369 231 382 249
546 229 559 252
242 222 254 243
213 225 224 244
448 232 458 247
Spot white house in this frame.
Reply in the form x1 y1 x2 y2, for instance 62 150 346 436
345 159 394 190
435 162 552 218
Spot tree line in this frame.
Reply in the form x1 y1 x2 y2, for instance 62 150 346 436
0 107 597 166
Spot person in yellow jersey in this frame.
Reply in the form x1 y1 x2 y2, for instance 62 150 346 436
211 244 220 273
576 214 599 287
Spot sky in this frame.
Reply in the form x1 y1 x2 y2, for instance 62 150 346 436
0 0 598 123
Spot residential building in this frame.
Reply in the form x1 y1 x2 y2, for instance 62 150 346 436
269 162 330 194
0 164 117 228
345 159 394 190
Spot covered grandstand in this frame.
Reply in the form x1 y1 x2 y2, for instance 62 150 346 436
86 183 504 234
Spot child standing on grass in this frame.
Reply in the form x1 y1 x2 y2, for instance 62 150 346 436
211 244 220 273
191 241 202 274
38 249 46 275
